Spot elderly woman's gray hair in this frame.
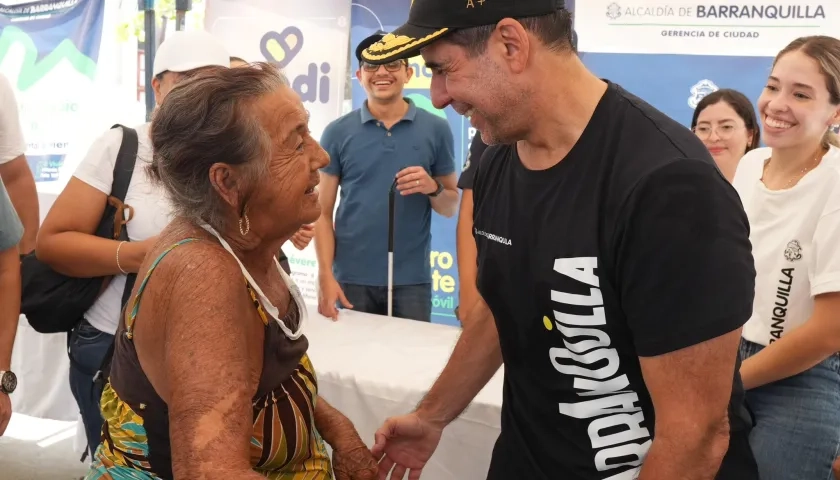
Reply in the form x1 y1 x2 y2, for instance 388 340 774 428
148 62 288 229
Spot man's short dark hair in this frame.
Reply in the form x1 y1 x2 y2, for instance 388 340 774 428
444 10 574 57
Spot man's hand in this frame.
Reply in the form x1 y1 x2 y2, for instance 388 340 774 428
395 167 437 196
290 224 315 250
0 392 10 436
372 412 443 480
317 274 353 320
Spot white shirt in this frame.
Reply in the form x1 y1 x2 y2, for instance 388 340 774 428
734 145 840 346
0 72 26 164
73 123 174 334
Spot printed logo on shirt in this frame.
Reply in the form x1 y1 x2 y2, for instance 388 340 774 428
784 240 802 262
474 228 511 246
546 257 651 478
769 268 795 343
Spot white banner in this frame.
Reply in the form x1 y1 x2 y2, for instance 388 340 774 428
576 2 836 56
206 0 350 303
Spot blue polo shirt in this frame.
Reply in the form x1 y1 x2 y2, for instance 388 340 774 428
320 99 455 286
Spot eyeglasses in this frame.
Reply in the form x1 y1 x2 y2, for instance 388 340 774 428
693 124 743 140
361 60 407 72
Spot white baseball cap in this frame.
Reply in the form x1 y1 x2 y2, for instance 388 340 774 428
152 30 230 77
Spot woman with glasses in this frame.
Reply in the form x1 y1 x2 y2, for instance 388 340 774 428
691 88 761 182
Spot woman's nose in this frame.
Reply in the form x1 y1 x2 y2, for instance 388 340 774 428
313 145 329 170
766 95 788 114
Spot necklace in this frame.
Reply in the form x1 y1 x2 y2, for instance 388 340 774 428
762 150 824 190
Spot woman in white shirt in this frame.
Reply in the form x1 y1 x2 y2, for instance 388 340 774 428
733 35 840 480
35 31 231 459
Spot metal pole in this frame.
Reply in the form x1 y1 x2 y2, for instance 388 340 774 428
140 0 157 121
175 0 192 31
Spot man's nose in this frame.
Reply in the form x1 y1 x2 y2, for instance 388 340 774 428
429 74 452 110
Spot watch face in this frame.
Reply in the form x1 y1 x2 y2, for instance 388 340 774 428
1 372 16 394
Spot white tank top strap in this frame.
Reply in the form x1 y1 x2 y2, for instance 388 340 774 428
200 224 305 340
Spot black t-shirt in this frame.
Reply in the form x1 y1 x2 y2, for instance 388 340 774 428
473 82 758 479
458 133 489 190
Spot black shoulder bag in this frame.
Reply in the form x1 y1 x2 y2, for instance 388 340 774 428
21 125 140 333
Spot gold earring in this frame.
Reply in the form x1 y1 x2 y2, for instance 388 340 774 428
239 213 250 236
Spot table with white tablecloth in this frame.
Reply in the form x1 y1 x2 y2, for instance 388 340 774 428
11 314 76 422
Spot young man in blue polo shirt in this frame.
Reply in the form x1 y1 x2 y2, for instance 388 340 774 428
315 32 458 323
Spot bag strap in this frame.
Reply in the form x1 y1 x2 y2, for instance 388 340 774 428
109 125 138 207
106 124 140 301
92 125 140 397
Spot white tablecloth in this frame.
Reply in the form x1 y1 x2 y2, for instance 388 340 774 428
305 306 503 480
10 314 76 422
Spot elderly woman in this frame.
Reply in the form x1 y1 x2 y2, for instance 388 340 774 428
86 63 377 480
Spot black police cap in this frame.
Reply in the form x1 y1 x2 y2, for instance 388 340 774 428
361 0 566 64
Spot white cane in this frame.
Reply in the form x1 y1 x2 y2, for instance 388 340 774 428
388 178 397 317
387 179 397 316
387 178 397 317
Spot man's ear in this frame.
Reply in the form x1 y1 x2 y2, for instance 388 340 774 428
493 18 531 74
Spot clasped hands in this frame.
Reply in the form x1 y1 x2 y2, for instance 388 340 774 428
332 411 442 480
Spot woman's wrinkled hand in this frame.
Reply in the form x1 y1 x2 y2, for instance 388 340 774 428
332 442 378 480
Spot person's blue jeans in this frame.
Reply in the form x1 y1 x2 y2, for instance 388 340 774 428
68 318 114 457
340 283 431 322
740 339 840 480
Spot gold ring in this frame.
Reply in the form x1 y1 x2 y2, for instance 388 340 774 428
416 180 420 186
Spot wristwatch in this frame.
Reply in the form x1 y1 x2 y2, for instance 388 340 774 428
428 179 444 197
0 370 17 395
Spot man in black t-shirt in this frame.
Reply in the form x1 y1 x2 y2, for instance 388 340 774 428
456 28 579 324
362 1 758 479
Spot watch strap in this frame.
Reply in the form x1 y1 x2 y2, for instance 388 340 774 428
428 179 444 197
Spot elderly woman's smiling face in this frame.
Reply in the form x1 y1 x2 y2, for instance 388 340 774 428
247 87 328 238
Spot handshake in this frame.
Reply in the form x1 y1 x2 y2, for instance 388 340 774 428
334 410 444 480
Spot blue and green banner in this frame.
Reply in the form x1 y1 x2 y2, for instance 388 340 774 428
0 0 104 184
